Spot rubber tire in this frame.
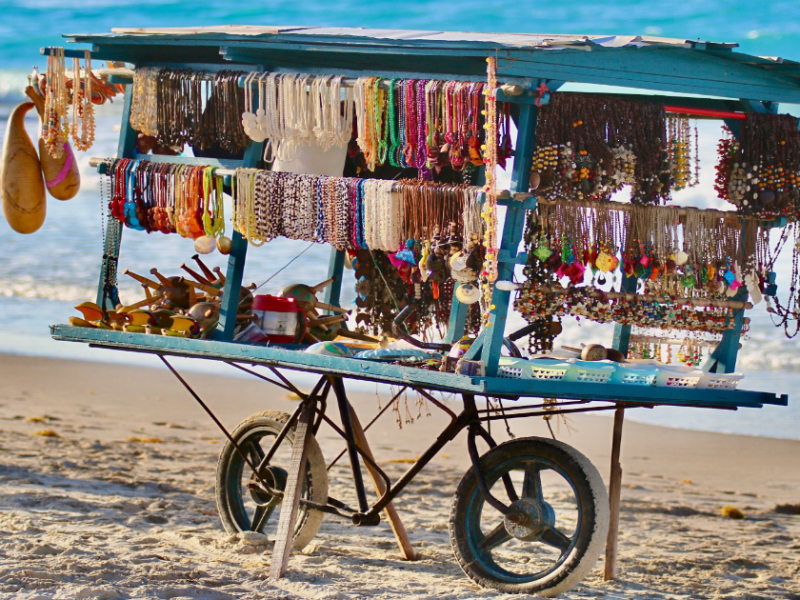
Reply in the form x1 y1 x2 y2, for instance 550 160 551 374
215 410 328 550
449 437 609 597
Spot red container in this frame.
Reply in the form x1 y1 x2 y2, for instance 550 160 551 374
251 295 307 344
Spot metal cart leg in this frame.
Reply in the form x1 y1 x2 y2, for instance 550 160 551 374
270 396 317 579
604 406 625 581
349 404 417 561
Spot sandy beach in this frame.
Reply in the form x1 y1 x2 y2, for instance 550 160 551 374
0 353 797 600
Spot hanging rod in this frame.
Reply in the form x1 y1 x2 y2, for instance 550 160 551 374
534 198 771 221
85 156 515 197
520 284 754 310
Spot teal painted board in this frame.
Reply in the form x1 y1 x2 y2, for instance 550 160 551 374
324 248 346 311
481 100 538 376
212 133 264 341
50 325 488 394
499 47 800 104
611 271 639 355
443 284 469 345
214 231 248 341
48 325 786 409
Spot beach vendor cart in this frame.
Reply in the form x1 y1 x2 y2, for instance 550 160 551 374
4 25 798 597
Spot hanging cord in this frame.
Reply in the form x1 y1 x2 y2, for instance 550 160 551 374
497 398 515 439
252 242 315 292
543 398 557 440
368 248 402 314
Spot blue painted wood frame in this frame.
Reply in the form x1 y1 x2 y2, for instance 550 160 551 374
703 107 776 374
611 271 639 356
213 132 265 341
481 95 538 376
324 248 346 311
95 85 137 310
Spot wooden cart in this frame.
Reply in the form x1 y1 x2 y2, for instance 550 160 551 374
48 27 792 597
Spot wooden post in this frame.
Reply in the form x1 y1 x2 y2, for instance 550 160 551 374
270 398 316 579
349 403 417 561
604 406 625 581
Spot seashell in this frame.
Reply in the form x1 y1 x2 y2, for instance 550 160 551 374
529 172 541 190
217 236 232 255
450 251 468 272
194 235 217 255
674 251 689 266
242 112 257 125
455 283 481 305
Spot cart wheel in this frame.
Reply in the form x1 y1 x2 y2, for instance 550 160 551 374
449 437 609 597
215 410 328 550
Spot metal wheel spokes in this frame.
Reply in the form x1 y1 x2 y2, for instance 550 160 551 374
479 522 513 552
472 457 581 580
522 463 544 502
250 503 276 532
238 431 298 535
539 525 572 552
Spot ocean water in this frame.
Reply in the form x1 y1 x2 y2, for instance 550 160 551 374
0 1 799 439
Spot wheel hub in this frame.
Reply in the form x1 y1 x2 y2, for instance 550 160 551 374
504 497 556 541
248 465 288 507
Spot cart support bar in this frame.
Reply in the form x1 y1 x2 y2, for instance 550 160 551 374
605 407 625 581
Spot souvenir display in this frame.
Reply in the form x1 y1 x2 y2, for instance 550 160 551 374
100 159 226 246
38 48 100 158
531 92 670 204
231 169 482 253
129 67 250 156
31 25 800 600
666 115 700 191
70 254 254 338
241 72 354 160
715 113 800 218
514 199 768 351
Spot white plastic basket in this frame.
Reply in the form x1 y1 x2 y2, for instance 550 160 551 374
497 357 570 381
697 372 743 390
609 365 658 386
564 360 615 384
653 364 703 388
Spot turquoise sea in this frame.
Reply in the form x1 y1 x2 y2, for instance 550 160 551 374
0 0 799 439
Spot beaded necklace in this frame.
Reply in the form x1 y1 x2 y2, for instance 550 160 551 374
43 47 69 159
481 58 500 308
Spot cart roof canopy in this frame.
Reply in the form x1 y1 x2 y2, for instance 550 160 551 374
64 25 800 105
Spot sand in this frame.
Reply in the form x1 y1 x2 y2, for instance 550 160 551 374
0 353 797 600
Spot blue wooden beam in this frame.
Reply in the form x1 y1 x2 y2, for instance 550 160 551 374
481 95 538 376
211 129 264 341
611 271 639 356
95 85 137 310
324 248 346 312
